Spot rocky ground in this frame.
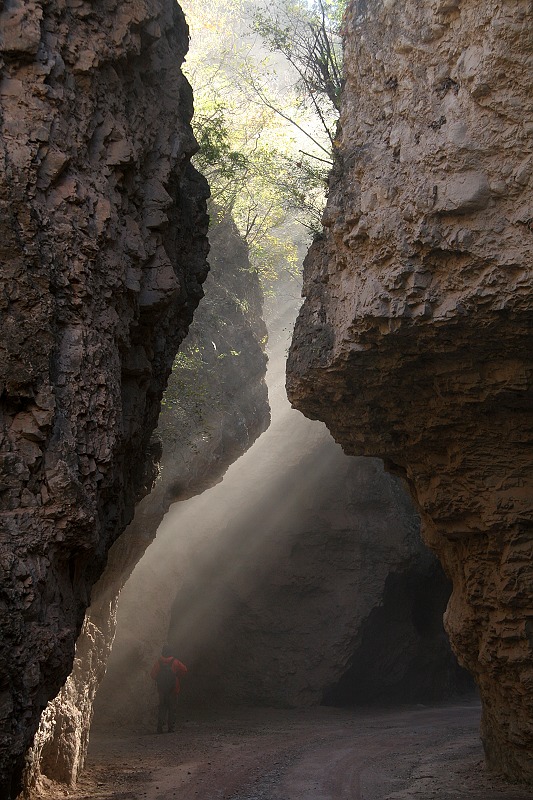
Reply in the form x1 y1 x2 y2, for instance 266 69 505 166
36 701 533 800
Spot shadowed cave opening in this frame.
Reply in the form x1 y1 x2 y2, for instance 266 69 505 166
322 564 474 708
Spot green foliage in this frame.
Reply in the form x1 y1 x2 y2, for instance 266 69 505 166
180 0 345 287
252 0 346 143
161 345 208 414
194 104 248 182
248 230 300 296
160 291 253 442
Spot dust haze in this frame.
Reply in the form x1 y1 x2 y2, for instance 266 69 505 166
93 287 342 725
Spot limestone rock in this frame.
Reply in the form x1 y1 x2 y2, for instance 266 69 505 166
287 0 533 783
0 0 209 795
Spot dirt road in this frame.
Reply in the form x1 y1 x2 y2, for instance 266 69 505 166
40 702 533 800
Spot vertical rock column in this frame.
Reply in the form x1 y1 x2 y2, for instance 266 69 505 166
287 0 533 783
27 211 270 790
0 0 208 794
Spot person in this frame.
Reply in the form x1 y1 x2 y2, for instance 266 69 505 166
150 644 188 734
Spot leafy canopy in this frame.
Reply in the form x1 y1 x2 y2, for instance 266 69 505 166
180 0 345 290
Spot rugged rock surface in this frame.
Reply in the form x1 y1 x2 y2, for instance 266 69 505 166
92 297 469 734
287 0 533 784
0 1 209 795
26 212 269 792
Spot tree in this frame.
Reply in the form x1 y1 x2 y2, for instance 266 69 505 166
251 0 346 153
180 0 346 282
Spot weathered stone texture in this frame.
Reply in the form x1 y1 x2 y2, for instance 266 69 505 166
0 0 209 794
287 0 533 783
26 212 269 791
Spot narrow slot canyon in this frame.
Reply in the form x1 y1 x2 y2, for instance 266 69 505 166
0 0 532 798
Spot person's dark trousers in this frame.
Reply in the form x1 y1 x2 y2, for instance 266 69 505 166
168 693 178 732
157 690 178 732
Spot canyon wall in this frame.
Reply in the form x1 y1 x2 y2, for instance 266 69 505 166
26 212 269 792
0 1 209 796
287 0 533 783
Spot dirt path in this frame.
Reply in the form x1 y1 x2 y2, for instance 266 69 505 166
39 702 533 800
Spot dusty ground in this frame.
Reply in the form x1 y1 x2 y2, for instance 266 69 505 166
38 702 533 800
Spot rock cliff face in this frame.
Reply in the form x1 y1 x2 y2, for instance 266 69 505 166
0 1 209 795
287 0 533 783
26 212 269 791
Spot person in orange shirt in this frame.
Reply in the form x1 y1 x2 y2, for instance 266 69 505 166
150 644 188 734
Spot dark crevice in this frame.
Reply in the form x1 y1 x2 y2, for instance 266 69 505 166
322 563 475 707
